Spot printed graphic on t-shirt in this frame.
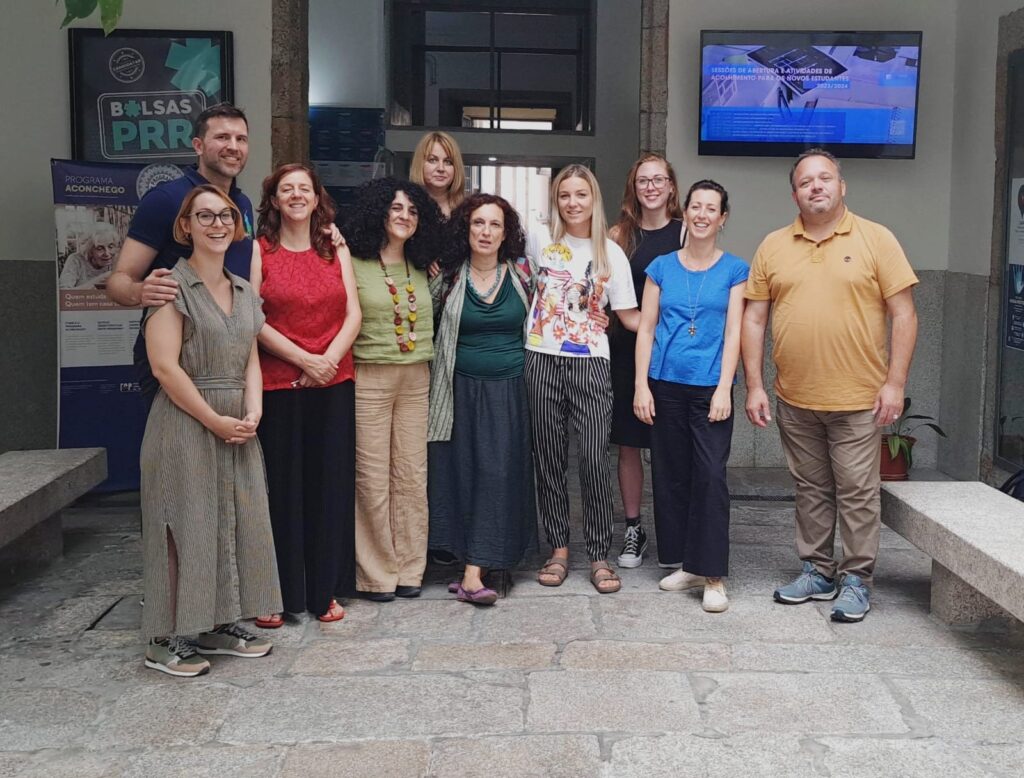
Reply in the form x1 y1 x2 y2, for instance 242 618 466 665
526 242 607 355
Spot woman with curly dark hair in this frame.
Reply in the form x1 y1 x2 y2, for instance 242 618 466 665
250 163 361 628
426 194 537 605
343 177 442 601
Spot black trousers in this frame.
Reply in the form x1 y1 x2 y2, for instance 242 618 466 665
259 380 356 615
649 380 732 576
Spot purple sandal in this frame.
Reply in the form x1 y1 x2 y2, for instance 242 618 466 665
452 582 498 605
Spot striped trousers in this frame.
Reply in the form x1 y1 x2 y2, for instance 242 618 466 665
524 350 615 561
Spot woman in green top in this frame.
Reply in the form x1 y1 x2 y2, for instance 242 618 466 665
427 194 537 605
344 177 442 601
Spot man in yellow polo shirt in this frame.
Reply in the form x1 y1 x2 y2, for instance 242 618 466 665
742 149 918 623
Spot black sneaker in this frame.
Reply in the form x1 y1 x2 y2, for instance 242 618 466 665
616 523 648 568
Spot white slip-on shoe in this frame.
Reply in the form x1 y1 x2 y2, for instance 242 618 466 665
659 569 706 592
702 579 729 612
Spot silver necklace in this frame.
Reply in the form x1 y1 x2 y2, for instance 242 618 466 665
682 251 711 337
469 263 503 299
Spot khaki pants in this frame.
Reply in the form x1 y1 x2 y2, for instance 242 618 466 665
354 362 429 592
776 399 882 585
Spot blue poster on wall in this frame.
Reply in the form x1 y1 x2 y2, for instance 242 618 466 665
52 159 184 490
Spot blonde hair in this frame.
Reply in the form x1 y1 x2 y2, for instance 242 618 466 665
410 131 466 212
549 164 610 281
173 185 244 245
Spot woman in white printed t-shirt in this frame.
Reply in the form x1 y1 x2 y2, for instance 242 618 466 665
524 164 640 594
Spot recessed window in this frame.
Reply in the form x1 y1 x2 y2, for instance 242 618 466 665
388 0 593 132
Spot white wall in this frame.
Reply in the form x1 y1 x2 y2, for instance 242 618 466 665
309 0 385 107
667 0 958 270
0 0 272 262
949 0 1024 274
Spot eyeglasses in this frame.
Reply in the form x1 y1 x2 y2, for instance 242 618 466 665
190 209 236 227
636 175 670 190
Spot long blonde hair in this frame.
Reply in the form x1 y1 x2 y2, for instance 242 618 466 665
410 131 466 213
549 164 610 281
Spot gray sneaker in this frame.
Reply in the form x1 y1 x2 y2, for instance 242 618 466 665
145 636 211 677
830 574 871 622
773 561 838 604
196 622 272 658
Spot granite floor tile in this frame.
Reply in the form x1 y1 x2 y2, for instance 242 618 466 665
280 741 431 777
604 733 817 777
429 734 602 777
220 675 523 742
526 670 698 733
695 672 908 736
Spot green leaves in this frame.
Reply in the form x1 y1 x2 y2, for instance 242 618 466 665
100 0 123 35
886 434 916 469
59 0 124 35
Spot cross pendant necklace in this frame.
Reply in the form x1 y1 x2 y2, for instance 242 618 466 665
683 252 709 337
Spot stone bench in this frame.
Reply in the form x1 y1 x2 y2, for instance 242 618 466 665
0 448 107 577
881 481 1024 625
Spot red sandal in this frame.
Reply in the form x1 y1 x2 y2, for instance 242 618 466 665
317 599 345 623
254 613 284 629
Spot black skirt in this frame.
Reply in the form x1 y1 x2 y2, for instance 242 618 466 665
428 373 537 568
609 327 651 449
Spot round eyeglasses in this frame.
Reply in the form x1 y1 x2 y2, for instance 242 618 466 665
190 209 237 227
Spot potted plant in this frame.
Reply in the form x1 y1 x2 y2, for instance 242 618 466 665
880 397 947 481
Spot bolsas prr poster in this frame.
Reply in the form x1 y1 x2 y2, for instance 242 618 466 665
69 29 233 164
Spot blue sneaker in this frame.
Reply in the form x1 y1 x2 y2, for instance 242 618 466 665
773 561 838 604
830 574 871 622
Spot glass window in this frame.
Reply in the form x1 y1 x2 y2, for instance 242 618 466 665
389 0 593 132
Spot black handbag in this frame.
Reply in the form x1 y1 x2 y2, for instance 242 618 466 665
999 469 1024 501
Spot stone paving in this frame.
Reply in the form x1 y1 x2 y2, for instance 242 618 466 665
1 470 1024 777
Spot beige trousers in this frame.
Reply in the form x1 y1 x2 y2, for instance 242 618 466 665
354 362 429 592
776 399 882 585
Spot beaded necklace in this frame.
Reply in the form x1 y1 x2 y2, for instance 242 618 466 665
379 257 418 352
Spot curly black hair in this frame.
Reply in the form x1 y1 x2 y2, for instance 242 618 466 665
342 177 442 269
439 193 526 279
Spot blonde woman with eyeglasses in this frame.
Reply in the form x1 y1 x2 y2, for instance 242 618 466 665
525 164 640 594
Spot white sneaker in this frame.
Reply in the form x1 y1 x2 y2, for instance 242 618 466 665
702 579 729 612
659 569 706 591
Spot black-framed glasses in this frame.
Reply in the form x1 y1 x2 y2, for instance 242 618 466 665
636 175 670 189
190 209 236 227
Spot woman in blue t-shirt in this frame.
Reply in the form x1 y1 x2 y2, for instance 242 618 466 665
633 180 748 613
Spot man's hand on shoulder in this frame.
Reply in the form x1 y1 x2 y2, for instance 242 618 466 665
140 268 180 307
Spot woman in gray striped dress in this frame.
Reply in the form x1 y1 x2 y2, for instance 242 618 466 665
140 184 282 677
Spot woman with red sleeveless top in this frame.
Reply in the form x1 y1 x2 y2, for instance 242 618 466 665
251 163 362 625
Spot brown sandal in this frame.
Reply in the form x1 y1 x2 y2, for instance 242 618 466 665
538 557 569 587
590 563 621 594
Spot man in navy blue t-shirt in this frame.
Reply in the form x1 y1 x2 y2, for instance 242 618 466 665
108 103 254 307
107 103 254 400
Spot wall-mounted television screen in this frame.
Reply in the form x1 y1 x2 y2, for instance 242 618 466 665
699 30 922 159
